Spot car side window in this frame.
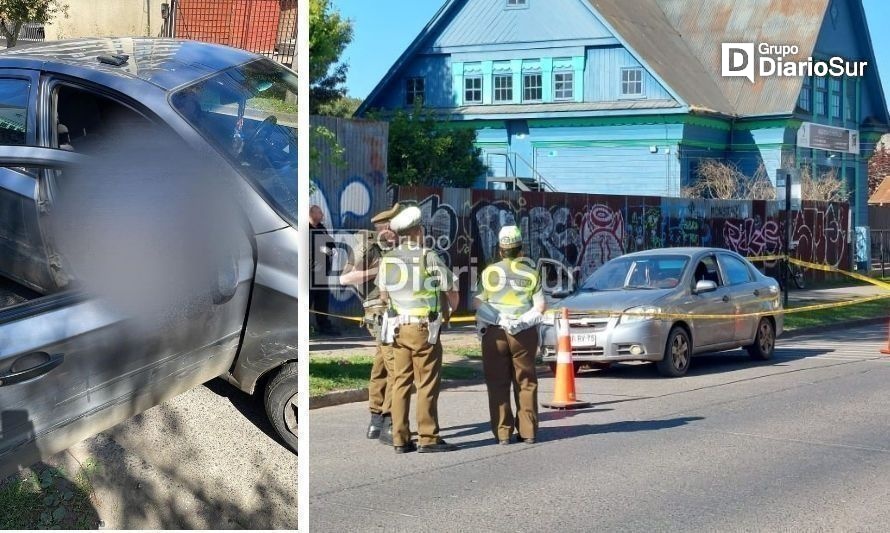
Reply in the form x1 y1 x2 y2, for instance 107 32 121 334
720 254 754 285
53 84 153 154
0 78 30 146
692 255 723 287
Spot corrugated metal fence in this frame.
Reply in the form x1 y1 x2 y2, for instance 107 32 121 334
393 187 851 311
169 0 296 67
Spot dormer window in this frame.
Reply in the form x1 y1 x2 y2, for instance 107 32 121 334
621 68 643 97
406 77 424 106
506 0 528 8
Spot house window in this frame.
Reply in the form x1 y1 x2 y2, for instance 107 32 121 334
464 76 482 104
406 77 424 106
845 78 857 122
523 73 542 102
621 68 643 96
493 74 513 102
506 0 527 7
553 71 574 100
798 76 811 112
814 76 827 116
829 77 841 119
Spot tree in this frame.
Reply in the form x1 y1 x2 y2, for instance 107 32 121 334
683 160 775 200
309 0 352 114
0 0 67 48
385 106 487 188
315 96 362 118
868 141 890 197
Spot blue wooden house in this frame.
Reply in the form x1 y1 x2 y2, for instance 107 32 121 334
356 0 889 238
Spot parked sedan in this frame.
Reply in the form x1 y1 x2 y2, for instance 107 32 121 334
540 248 783 377
0 38 297 479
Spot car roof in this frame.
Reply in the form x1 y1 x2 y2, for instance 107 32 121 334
620 247 742 259
0 38 260 91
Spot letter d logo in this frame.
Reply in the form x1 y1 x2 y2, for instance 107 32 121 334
722 43 755 83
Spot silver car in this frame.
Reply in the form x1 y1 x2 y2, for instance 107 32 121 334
540 248 783 377
0 38 298 479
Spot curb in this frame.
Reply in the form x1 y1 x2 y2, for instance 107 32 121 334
308 316 889 410
309 377 487 410
781 316 889 339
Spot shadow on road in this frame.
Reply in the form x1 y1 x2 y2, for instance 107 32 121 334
569 347 839 380
539 416 705 442
202 378 290 452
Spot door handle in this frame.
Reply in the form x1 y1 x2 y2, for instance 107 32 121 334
0 353 64 386
722 295 730 303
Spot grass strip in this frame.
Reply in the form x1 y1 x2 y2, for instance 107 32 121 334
310 355 480 397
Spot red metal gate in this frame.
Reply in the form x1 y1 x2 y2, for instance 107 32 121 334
168 0 296 67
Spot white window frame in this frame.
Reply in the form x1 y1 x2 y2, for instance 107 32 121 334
620 67 644 98
523 72 542 102
553 70 574 101
464 75 482 104
406 77 424 106
493 74 513 103
505 0 528 9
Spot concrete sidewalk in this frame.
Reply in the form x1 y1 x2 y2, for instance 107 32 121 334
309 283 889 360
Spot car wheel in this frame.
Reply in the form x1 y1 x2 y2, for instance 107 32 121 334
657 327 691 377
746 318 775 361
264 362 298 453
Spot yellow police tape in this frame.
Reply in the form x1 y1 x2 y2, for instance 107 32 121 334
309 255 890 323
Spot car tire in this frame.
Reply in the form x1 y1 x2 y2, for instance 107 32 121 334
264 362 299 453
657 326 692 377
746 318 775 361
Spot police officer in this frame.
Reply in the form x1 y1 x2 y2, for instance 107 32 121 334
475 225 546 445
377 206 459 453
339 204 401 443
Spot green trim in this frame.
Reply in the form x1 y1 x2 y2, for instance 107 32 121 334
683 115 731 131
530 138 682 148
732 118 801 130
528 115 685 128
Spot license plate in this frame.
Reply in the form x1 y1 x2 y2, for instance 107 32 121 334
570 333 597 346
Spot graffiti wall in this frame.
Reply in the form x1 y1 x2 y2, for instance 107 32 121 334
393 187 852 311
310 116 390 317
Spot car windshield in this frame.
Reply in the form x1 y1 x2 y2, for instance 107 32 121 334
580 255 689 291
171 59 297 225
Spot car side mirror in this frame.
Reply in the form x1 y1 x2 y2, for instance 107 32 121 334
550 288 573 299
693 280 717 294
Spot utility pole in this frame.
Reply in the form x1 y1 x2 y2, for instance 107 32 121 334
783 170 791 308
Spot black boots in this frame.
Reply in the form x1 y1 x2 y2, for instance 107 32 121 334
378 416 393 445
368 413 394 445
367 413 384 439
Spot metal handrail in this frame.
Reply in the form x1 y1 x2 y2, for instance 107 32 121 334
484 151 557 192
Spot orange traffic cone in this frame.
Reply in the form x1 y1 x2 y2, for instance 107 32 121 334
542 307 592 410
881 319 890 355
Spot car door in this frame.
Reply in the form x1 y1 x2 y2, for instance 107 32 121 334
0 70 60 294
0 97 255 479
717 253 760 343
688 254 735 347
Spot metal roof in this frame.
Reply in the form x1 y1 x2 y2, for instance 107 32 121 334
587 0 735 115
360 0 885 123
0 38 260 91
655 0 828 117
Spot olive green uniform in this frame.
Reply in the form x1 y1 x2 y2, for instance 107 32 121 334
476 258 543 442
377 244 457 447
343 231 393 418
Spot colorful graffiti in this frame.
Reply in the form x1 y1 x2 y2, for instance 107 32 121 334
393 187 852 311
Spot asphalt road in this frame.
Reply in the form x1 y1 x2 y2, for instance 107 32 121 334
310 323 890 532
51 379 298 529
